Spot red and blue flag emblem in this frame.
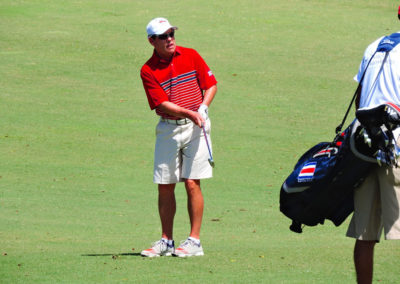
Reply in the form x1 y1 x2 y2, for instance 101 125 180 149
297 162 317 182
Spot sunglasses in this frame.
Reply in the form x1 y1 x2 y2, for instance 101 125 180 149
155 31 175 40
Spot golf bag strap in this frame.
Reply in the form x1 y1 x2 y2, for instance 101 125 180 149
335 51 377 135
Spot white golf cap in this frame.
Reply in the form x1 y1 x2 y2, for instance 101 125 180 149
146 17 178 38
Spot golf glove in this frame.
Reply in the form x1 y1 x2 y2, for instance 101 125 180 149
198 104 209 121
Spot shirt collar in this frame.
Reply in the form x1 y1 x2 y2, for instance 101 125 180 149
151 46 182 65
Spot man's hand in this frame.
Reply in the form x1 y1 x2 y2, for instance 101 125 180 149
189 111 205 128
157 101 205 127
198 104 209 121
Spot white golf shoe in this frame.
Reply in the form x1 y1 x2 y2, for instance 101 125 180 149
173 238 204 257
141 239 175 257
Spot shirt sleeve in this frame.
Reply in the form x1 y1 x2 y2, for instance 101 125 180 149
191 49 217 90
140 66 169 110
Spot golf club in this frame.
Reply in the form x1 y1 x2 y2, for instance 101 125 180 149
202 123 215 168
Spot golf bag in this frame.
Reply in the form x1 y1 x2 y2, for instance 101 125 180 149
280 103 400 233
280 120 373 233
280 32 400 233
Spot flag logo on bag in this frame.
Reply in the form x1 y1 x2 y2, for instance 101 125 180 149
297 162 317 182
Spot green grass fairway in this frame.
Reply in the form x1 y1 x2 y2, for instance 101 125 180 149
1 0 400 283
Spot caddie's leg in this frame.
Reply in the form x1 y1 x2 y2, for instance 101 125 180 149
158 184 176 240
184 179 204 239
354 239 376 284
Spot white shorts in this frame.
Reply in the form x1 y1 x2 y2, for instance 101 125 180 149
153 118 213 184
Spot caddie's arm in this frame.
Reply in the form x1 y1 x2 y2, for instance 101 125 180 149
157 102 204 128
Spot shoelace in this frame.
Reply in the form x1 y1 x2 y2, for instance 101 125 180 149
179 239 199 248
152 240 167 252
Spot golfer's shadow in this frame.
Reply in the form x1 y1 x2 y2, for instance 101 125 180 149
82 252 141 257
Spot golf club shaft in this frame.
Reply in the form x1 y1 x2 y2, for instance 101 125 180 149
202 124 214 162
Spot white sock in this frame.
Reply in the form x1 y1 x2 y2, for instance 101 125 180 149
161 238 174 246
188 236 200 245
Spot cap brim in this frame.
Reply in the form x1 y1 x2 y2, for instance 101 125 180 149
148 26 178 38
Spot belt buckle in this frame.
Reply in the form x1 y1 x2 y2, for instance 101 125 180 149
177 119 187 125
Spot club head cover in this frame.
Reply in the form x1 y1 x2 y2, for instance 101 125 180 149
398 5 400 20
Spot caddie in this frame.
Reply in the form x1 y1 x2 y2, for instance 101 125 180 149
139 17 217 257
346 8 400 284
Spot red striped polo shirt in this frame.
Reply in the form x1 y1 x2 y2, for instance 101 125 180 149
141 46 217 119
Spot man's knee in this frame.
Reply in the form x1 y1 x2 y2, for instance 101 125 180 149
355 239 376 248
158 184 176 195
355 239 376 255
184 179 202 197
185 179 200 188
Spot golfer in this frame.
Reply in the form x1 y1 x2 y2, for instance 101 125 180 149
346 12 400 284
140 18 217 257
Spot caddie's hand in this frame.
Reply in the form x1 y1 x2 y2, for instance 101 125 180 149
198 104 209 121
